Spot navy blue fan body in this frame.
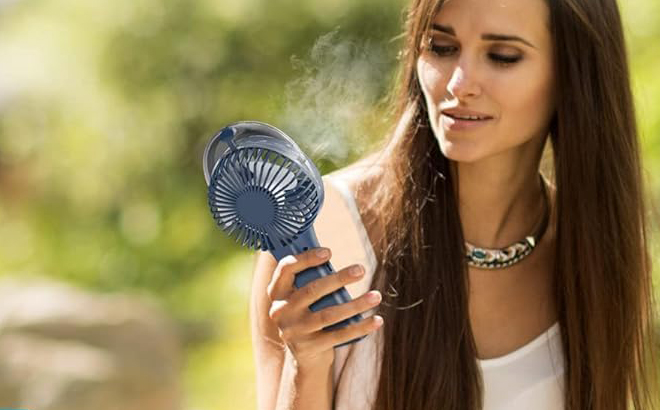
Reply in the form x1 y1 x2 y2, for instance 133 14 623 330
202 121 366 348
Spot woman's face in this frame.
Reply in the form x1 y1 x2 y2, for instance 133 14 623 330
417 0 555 164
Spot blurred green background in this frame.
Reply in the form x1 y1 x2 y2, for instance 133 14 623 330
0 0 658 409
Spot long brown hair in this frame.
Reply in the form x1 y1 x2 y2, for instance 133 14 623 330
363 0 659 409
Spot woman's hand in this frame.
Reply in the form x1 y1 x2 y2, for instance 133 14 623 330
266 247 383 371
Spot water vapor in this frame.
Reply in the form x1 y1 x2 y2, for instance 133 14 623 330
278 28 391 164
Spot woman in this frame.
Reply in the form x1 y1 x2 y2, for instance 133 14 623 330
250 0 659 409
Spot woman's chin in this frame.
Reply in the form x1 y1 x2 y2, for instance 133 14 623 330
436 138 484 164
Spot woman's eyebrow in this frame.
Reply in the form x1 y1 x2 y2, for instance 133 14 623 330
430 23 536 49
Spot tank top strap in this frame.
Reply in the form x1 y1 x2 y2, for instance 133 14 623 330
323 173 378 275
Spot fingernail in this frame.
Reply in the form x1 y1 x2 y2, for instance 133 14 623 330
316 248 330 258
367 291 381 303
350 265 364 276
374 315 383 326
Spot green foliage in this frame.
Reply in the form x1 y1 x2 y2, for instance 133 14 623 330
0 0 405 408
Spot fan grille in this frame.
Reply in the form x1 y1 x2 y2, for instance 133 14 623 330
208 147 321 251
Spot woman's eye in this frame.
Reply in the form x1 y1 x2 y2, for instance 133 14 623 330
429 45 458 57
427 42 522 67
488 53 522 66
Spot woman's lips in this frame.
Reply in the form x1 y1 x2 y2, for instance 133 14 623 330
441 112 493 131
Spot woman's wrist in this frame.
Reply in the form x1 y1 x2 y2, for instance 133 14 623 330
287 346 334 375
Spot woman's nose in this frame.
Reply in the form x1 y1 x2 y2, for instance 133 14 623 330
446 64 481 99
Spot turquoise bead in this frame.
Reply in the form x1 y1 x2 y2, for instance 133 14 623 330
473 249 486 259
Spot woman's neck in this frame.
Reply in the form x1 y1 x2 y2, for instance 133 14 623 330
452 146 547 248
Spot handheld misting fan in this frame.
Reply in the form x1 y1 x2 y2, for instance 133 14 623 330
202 120 366 348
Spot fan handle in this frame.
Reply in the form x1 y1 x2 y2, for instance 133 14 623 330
271 228 368 348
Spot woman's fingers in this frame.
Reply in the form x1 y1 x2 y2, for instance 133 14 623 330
298 313 384 354
290 263 366 313
279 263 380 338
297 288 382 335
266 247 331 302
263 247 383 368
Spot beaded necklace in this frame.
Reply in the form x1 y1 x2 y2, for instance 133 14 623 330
465 174 550 269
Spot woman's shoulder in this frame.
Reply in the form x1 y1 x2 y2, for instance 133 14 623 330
325 151 387 216
324 151 387 249
315 151 387 296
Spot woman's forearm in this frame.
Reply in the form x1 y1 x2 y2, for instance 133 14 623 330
275 347 333 410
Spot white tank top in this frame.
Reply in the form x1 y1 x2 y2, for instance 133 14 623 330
312 173 566 410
